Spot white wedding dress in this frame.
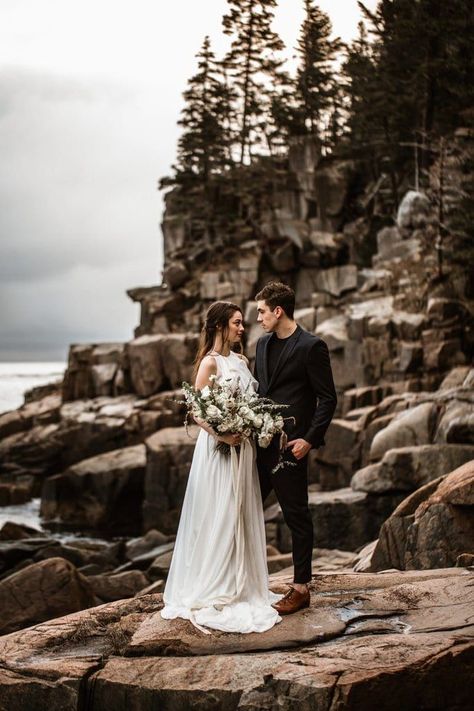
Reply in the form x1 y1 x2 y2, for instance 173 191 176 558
160 350 282 634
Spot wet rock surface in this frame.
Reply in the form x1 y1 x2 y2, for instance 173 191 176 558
0 568 472 710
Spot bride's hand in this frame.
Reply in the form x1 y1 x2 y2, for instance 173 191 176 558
218 433 242 446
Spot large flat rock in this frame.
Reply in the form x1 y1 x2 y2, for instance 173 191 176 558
0 568 472 710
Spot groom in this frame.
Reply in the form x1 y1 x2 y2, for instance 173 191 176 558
254 281 337 615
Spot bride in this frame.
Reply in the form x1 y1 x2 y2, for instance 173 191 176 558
160 301 282 634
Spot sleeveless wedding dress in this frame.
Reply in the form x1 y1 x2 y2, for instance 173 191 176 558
160 350 282 634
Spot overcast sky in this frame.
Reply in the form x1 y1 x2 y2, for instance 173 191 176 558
0 0 377 361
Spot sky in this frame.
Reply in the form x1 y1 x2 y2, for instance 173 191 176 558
0 0 377 361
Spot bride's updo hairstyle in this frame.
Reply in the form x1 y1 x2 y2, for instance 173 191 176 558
193 300 243 378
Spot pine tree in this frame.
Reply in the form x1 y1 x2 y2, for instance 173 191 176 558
292 1 342 141
348 0 474 186
174 36 233 182
342 21 376 152
222 0 285 164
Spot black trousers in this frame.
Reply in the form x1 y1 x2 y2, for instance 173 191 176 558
257 444 313 584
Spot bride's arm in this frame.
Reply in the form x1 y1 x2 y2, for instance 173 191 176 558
193 356 241 446
193 356 219 438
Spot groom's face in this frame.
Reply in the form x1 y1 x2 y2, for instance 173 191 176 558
256 300 280 332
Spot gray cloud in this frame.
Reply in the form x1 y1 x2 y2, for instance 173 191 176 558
0 0 376 361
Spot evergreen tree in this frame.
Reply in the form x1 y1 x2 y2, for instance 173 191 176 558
342 21 376 153
347 0 474 189
222 0 285 163
174 36 233 182
292 0 342 140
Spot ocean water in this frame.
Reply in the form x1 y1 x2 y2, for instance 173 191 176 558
0 362 66 415
0 362 117 540
0 497 112 543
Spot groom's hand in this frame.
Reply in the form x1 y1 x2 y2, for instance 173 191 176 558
286 438 312 460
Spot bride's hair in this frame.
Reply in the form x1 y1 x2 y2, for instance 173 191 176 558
193 301 243 378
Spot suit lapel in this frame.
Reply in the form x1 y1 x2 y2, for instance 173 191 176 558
267 325 302 392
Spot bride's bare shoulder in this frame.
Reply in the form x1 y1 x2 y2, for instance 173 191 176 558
194 354 218 389
200 354 218 369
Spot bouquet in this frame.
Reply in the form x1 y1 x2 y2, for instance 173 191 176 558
180 375 293 473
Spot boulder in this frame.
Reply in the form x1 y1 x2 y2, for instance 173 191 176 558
295 268 320 305
0 537 57 577
267 239 296 272
41 444 146 533
357 267 392 293
370 402 438 460
127 334 198 397
315 305 340 326
353 444 474 494
143 426 199 533
135 578 165 596
0 477 34 506
371 460 474 570
116 542 175 573
125 529 171 562
391 311 425 340
0 557 96 635
315 314 349 351
313 159 356 226
267 552 293 574
396 190 431 229
62 342 126 400
399 341 423 373
0 394 61 439
87 570 149 602
163 261 188 289
90 363 119 396
33 539 122 572
315 265 358 297
435 400 474 444
147 550 174 578
352 539 378 572
294 306 316 332
423 338 465 371
271 487 404 552
271 212 308 249
342 385 393 416
348 296 394 340
439 366 472 389
373 226 421 265
315 419 362 486
0 521 43 541
427 297 469 325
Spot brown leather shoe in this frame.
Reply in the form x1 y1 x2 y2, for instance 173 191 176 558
272 585 310 615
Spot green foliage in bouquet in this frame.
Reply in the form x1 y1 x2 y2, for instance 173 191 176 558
179 375 294 472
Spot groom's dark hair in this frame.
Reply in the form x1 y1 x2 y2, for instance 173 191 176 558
255 282 295 319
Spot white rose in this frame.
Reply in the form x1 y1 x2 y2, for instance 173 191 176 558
206 404 221 419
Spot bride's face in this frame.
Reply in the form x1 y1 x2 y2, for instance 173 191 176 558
227 311 245 344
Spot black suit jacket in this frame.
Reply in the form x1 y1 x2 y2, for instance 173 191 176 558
254 325 337 449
